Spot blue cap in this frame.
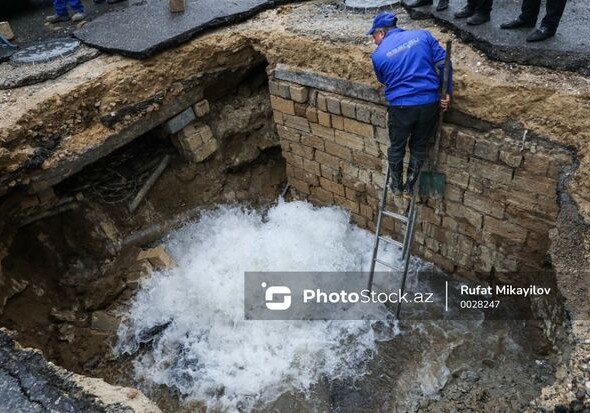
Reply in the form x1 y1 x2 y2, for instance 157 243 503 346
367 12 398 35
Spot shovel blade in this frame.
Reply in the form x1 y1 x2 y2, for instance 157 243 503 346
419 172 446 198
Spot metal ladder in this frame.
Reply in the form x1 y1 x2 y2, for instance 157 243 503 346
367 163 420 319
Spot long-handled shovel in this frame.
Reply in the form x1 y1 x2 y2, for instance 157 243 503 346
419 40 452 199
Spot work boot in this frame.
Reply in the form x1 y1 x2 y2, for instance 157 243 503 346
389 162 404 196
404 0 433 8
454 5 474 19
436 0 449 11
526 26 556 42
45 14 70 23
107 0 126 3
466 11 490 25
404 159 424 196
500 17 536 29
71 12 86 22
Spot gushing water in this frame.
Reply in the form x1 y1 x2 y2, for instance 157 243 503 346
117 200 407 411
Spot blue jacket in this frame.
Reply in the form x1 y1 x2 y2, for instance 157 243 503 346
371 28 453 107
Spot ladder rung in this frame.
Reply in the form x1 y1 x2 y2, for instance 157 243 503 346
378 236 403 249
374 258 401 270
382 210 408 223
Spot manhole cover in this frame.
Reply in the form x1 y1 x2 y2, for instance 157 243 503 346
344 0 400 10
10 38 80 65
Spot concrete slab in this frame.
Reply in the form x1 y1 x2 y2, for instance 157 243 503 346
406 0 589 75
74 0 299 58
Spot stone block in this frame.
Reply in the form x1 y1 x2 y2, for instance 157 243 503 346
331 115 344 130
193 99 210 117
305 107 318 123
442 152 469 169
162 107 196 135
444 184 463 203
137 245 176 269
455 130 476 154
360 204 374 221
364 139 380 157
173 124 217 162
473 139 499 161
320 164 339 180
315 150 341 169
370 106 387 128
350 213 367 228
289 85 309 103
505 205 553 233
341 99 356 119
353 152 382 171
303 158 321 176
127 259 154 290
536 195 559 219
273 110 284 125
290 142 315 159
292 166 319 186
343 118 374 138
335 130 364 151
446 201 483 229
499 147 522 168
513 172 557 195
270 96 295 115
341 163 359 179
277 82 291 99
268 80 280 96
317 111 331 127
334 195 360 214
523 153 551 175
294 103 307 118
0 22 14 40
169 0 185 13
468 158 513 184
290 177 310 194
356 103 371 123
375 127 389 145
325 141 352 161
277 125 300 143
301 133 324 151
320 177 345 197
420 206 442 225
311 186 334 204
283 115 311 133
464 192 504 219
483 216 527 244
284 152 304 169
317 93 328 112
326 95 341 115
310 123 335 140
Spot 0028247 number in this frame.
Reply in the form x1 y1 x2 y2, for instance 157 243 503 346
459 300 501 309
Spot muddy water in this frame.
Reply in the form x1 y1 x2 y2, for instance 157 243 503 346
116 200 556 412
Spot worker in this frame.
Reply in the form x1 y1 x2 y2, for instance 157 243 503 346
368 12 452 196
46 0 85 23
500 0 567 42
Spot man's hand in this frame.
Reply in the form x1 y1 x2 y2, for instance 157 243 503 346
440 94 451 112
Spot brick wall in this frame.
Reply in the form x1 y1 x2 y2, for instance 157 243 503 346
269 71 573 281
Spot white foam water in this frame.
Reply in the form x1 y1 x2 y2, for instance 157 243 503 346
117 200 408 411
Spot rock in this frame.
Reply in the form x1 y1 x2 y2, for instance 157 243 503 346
91 311 120 332
193 99 210 117
126 259 153 289
0 278 28 316
576 390 586 400
50 308 77 323
169 0 185 12
57 324 75 343
137 245 175 270
161 107 196 136
0 22 14 40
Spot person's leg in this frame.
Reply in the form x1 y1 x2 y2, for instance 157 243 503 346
52 0 68 16
519 0 542 24
455 0 476 18
405 102 439 194
388 106 415 194
540 0 567 31
68 0 85 14
466 0 492 24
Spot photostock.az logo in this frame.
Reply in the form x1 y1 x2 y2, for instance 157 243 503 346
262 282 292 311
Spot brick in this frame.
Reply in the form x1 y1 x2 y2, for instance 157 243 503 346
343 118 374 138
360 204 374 221
536 195 559 219
505 205 554 233
351 213 367 228
442 216 458 231
283 114 310 132
284 152 304 169
443 153 469 169
137 245 176 269
513 171 557 195
423 249 455 273
194 138 218 162
290 177 310 194
444 184 463 203
468 158 513 184
455 130 476 154
294 103 307 117
420 206 442 225
364 139 380 157
375 127 389 145
290 141 315 159
464 192 505 219
162 107 196 135
270 96 295 115
289 85 309 103
320 164 339 179
446 201 483 229
341 163 359 179
193 99 210 117
353 152 382 170
325 141 352 161
345 187 363 202
273 110 284 125
467 177 484 194
353 104 369 124
268 80 280 96
292 166 319 186
317 111 331 127
499 147 523 168
331 115 344 130
311 123 335 140
305 107 318 123
341 99 356 118
484 216 527 243
335 130 364 151
301 133 325 150
502 189 537 211
320 177 346 196
473 139 499 161
315 150 341 169
317 93 328 112
311 186 334 204
326 96 341 115
370 106 387 128
303 158 321 176
523 152 551 175
277 82 291 99
440 165 470 189
341 175 365 192
276 125 300 143
334 195 360 214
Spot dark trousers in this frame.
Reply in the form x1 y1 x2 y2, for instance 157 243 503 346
467 0 493 13
53 0 84 15
387 102 439 166
519 0 567 31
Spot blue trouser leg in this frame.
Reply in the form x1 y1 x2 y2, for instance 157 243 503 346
68 0 85 14
53 0 69 16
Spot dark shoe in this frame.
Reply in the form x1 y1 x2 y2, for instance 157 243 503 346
500 17 536 29
107 0 126 3
404 159 424 196
466 11 490 25
45 14 70 23
404 0 433 8
454 5 474 19
389 162 404 196
527 26 555 42
436 0 449 11
93 0 105 3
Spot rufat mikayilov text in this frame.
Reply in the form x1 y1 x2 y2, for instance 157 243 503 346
460 284 551 297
